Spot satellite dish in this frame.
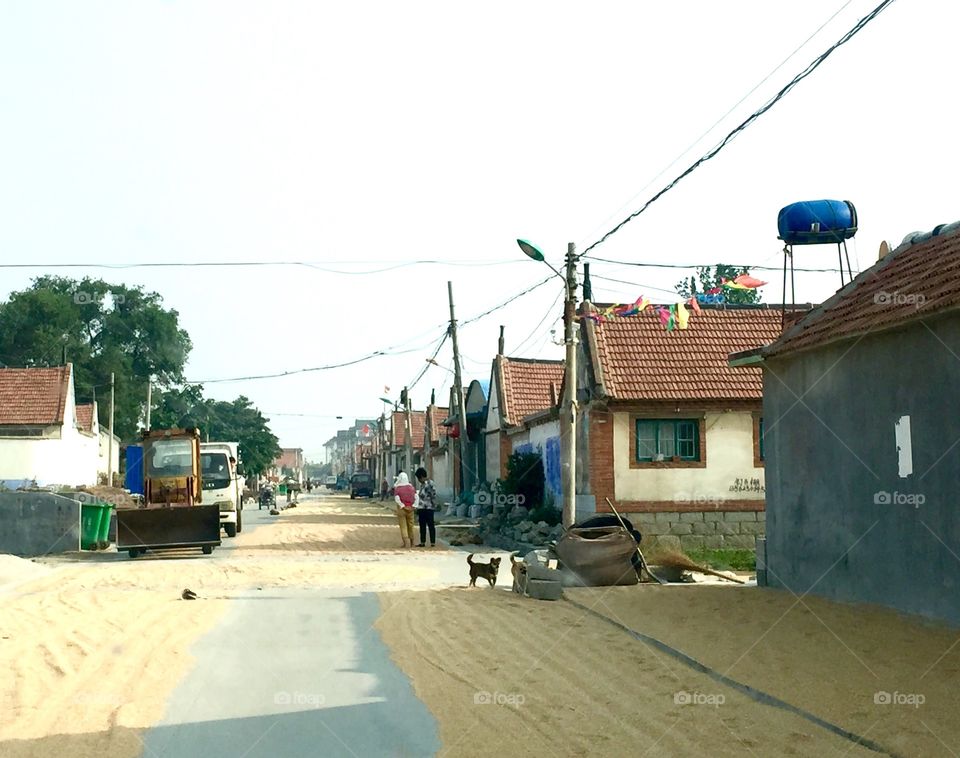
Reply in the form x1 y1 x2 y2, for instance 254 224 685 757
878 240 891 260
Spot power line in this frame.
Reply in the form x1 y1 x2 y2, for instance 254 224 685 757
0 259 523 273
580 0 897 257
577 0 857 250
461 275 555 326
510 287 564 355
583 257 855 274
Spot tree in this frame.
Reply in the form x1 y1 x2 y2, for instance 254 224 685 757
152 389 281 478
0 276 192 441
675 265 762 305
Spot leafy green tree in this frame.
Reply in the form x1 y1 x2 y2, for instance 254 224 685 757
0 276 191 440
675 265 762 305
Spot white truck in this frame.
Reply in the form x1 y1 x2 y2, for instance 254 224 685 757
199 442 243 537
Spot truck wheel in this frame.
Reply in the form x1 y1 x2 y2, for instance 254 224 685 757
202 545 213 555
224 523 237 538
128 549 140 558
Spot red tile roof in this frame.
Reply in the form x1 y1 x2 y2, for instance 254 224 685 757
495 356 564 426
585 306 785 401
0 365 71 426
75 402 96 433
391 410 426 449
765 223 960 358
426 405 449 444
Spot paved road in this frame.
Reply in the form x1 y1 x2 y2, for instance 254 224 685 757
137 492 493 758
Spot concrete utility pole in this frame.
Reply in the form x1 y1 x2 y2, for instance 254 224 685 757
145 379 152 431
403 387 414 480
561 243 578 529
448 281 469 499
107 372 115 488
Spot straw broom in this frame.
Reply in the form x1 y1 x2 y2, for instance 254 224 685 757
646 548 747 584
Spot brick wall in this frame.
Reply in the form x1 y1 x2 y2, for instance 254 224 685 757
587 406 614 505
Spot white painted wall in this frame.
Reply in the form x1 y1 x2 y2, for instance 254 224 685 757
430 446 455 502
0 372 99 487
482 372 501 484
612 410 763 503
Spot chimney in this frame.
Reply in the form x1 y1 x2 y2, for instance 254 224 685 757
430 388 436 405
498 325 505 355
582 263 593 303
878 240 891 260
549 382 558 406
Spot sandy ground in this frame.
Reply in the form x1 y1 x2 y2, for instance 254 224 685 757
0 495 446 757
377 586 960 757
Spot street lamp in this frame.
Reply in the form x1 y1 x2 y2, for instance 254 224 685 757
517 238 579 529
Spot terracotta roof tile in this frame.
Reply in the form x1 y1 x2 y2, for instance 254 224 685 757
75 403 95 433
427 405 449 443
587 306 784 401
498 357 564 426
0 365 71 426
766 223 960 358
392 410 426 449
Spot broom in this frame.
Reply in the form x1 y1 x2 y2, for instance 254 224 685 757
646 548 746 584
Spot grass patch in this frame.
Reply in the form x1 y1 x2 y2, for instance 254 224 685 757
685 548 755 572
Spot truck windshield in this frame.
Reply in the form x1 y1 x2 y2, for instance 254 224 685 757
145 439 194 477
201 452 231 488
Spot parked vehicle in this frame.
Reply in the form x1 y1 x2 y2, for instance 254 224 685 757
335 475 349 491
350 471 375 499
117 428 220 558
200 442 243 537
324 475 337 489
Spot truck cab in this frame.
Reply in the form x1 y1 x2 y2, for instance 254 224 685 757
200 442 243 537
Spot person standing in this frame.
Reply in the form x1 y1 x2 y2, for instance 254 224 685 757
414 466 438 547
393 472 418 548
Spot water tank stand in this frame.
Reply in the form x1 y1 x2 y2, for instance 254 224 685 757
837 239 854 287
781 244 797 319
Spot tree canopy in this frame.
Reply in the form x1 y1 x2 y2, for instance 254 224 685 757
675 265 762 305
0 276 191 440
151 388 281 477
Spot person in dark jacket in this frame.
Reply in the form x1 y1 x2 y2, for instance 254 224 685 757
414 467 439 547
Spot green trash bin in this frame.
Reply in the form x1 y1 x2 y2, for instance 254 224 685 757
96 503 113 549
278 483 287 495
81 503 107 550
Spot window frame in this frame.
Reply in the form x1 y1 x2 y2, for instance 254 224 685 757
629 416 706 469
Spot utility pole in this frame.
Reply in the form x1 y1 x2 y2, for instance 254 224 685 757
561 243 578 528
145 379 152 431
448 281 468 500
403 387 414 480
107 372 115 488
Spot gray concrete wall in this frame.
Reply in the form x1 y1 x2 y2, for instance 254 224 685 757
0 492 81 556
763 313 960 625
633 510 764 552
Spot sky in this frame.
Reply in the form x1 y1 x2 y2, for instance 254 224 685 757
1 0 956 461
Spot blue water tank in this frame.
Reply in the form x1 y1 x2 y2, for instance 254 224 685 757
777 200 857 245
125 444 143 495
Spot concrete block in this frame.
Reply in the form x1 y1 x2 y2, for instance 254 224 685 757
721 534 757 549
756 512 767 522
691 521 717 535
668 523 693 535
701 535 724 549
703 511 724 522
740 521 766 535
679 535 706 551
655 512 681 523
715 521 740 535
526 564 563 582
632 512 660 526
644 535 681 552
678 512 704 522
0 492 81 557
526 578 563 600
725 511 759 522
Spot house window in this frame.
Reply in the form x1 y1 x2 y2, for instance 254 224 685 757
635 419 700 462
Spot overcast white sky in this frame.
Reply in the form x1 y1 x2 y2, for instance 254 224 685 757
1 0 955 460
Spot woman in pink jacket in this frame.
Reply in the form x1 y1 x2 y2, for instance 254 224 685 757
393 472 418 548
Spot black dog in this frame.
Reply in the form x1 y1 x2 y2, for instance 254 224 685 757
467 554 501 587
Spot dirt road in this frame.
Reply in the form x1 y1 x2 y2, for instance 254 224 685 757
3 493 959 757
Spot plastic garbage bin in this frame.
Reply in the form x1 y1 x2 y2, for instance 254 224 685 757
278 483 287 495
81 503 108 550
96 503 113 549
